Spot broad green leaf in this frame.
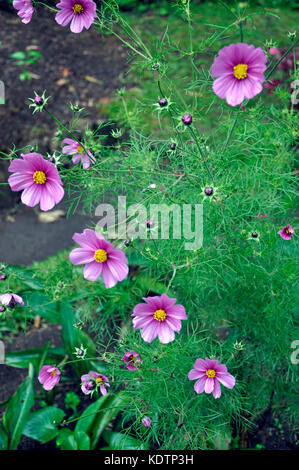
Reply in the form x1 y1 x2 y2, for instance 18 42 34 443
75 431 90 450
60 434 78 450
90 393 129 449
10 51 26 60
27 51 42 58
8 266 43 290
5 346 66 369
2 363 34 450
23 291 60 323
75 394 110 435
102 431 149 450
23 407 65 443
56 428 73 447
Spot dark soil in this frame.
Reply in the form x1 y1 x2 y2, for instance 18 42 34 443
0 5 129 265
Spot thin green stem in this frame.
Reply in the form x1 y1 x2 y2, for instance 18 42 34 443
265 40 298 81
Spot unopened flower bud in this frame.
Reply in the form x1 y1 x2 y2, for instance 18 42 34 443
182 113 192 125
158 98 168 107
142 416 151 428
204 186 214 196
34 96 43 105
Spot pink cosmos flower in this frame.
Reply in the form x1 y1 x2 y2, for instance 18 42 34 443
55 0 97 34
122 351 142 371
81 371 110 396
211 43 267 106
188 358 235 399
0 293 24 307
69 229 129 288
8 153 64 212
13 0 34 24
132 293 187 344
62 138 96 169
38 365 61 391
278 224 294 240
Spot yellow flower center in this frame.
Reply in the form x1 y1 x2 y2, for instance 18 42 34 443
77 145 84 153
206 369 216 378
154 309 166 322
96 377 103 385
285 228 290 235
33 170 47 185
51 369 57 376
73 3 84 14
94 249 108 263
233 63 248 80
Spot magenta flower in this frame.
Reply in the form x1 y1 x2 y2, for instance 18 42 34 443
81 371 110 396
0 293 24 308
211 43 267 107
55 0 97 34
38 365 61 391
142 416 151 428
13 0 34 24
122 351 142 371
69 229 129 288
278 224 294 240
8 153 64 212
132 294 187 344
62 138 96 169
188 358 235 399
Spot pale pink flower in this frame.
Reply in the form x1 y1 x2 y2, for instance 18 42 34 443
211 43 267 106
188 358 235 399
8 153 64 211
132 294 187 344
69 229 129 288
38 365 61 391
0 293 24 307
81 371 110 396
55 0 97 34
62 138 95 169
13 0 34 24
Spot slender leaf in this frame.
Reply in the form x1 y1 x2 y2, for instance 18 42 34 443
2 363 34 450
90 393 129 449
